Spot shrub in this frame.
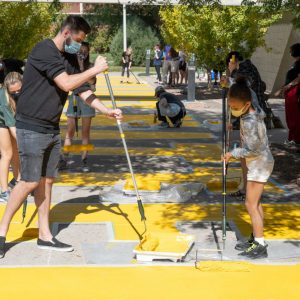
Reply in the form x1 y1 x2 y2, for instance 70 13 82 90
110 16 159 66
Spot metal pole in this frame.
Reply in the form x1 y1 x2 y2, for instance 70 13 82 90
123 3 127 51
222 88 228 241
104 72 146 222
145 49 151 76
187 53 196 102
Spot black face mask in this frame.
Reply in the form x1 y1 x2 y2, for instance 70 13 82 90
10 92 20 102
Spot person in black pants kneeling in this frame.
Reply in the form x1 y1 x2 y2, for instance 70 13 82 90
154 86 186 128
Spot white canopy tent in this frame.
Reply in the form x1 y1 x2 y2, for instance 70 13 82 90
2 0 243 50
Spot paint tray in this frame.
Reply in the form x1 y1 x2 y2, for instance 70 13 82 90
123 178 161 195
133 232 195 262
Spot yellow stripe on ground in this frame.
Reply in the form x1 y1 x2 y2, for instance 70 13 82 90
55 168 284 194
62 100 157 113
1 264 300 300
95 74 155 97
60 114 199 128
64 143 221 162
59 130 212 139
1 203 299 242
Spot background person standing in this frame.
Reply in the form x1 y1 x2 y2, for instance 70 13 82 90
62 42 96 172
275 43 300 146
120 47 133 83
153 44 163 84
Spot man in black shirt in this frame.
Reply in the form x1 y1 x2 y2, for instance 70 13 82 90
0 16 122 258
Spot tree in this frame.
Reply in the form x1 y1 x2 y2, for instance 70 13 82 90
145 0 300 28
110 16 160 66
0 2 61 59
159 5 282 71
242 0 300 28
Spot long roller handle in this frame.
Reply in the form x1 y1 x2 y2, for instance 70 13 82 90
104 72 146 221
73 95 79 137
222 88 228 241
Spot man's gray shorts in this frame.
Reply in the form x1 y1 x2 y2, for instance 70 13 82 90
17 128 61 182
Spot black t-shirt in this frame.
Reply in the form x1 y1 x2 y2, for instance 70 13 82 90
0 58 24 84
16 39 90 133
179 61 187 71
122 51 132 64
285 59 300 85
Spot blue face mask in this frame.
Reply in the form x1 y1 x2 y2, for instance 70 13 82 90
64 38 81 54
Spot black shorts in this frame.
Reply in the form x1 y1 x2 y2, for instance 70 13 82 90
17 128 61 182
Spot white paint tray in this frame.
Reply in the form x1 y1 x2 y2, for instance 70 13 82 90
133 233 195 262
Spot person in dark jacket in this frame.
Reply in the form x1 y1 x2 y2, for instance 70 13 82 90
154 86 186 128
226 51 266 112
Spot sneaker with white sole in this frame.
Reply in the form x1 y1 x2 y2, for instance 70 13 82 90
37 238 74 252
81 158 90 173
0 191 9 203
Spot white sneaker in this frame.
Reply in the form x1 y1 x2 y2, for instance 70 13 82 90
283 140 296 147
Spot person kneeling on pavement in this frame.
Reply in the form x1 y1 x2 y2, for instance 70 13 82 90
154 86 186 128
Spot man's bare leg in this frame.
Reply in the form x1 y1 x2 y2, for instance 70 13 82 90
34 177 73 252
34 177 54 241
0 180 39 237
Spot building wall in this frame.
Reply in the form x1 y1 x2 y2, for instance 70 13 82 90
251 14 300 93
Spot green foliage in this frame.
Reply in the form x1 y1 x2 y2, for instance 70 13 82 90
0 2 61 59
159 5 282 70
109 16 160 66
85 4 161 58
88 25 114 54
242 0 300 28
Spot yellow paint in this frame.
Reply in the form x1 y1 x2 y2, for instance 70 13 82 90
124 178 161 192
207 119 221 125
196 261 251 272
136 232 194 253
95 74 155 97
1 203 300 242
59 130 212 140
60 114 197 127
64 143 221 163
1 264 300 300
62 101 157 113
63 144 94 153
54 168 283 194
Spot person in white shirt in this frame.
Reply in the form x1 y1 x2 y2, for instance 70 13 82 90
154 86 186 128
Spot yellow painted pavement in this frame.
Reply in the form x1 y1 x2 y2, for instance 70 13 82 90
60 129 212 140
60 114 200 128
1 203 298 242
55 168 283 194
95 74 155 98
1 264 300 300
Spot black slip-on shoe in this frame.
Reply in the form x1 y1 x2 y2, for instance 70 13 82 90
0 236 6 259
238 241 268 259
235 233 254 251
37 238 74 252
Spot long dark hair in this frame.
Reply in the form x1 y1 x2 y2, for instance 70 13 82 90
78 41 90 71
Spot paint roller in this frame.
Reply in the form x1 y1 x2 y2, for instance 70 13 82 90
129 70 141 84
103 73 146 221
104 71 162 252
